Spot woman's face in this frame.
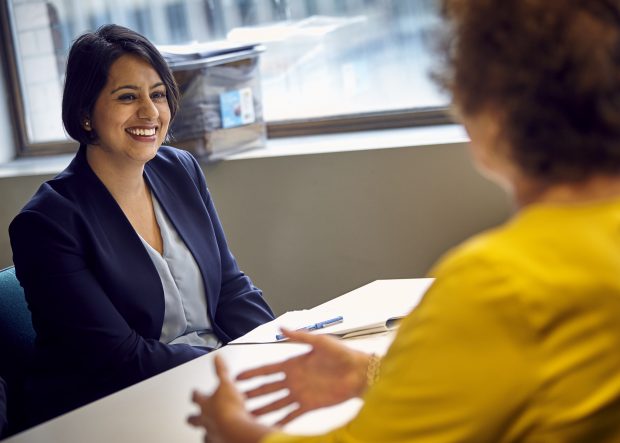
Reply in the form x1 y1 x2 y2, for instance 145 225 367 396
88 54 171 165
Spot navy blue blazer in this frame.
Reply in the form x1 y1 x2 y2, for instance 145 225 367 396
9 145 274 426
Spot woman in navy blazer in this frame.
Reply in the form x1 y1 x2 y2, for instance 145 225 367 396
9 25 274 427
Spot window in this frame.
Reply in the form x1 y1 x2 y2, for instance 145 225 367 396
1 0 450 156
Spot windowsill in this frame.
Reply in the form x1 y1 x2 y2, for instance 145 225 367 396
0 124 468 179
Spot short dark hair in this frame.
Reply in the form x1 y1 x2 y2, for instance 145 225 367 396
436 0 620 182
62 24 180 145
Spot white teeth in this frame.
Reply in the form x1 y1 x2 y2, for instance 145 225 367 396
127 128 156 136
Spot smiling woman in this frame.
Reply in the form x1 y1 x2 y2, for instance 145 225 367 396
7 24 274 431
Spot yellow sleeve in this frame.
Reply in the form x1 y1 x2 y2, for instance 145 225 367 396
262 250 537 443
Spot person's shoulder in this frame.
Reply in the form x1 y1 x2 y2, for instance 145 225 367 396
424 220 538 312
430 224 513 279
148 145 203 185
16 174 80 221
153 145 197 169
9 182 81 252
10 184 79 239
419 223 540 339
11 152 96 231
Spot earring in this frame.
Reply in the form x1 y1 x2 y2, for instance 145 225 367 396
84 120 91 130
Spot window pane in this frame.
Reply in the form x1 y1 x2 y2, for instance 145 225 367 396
7 0 447 146
232 2 447 121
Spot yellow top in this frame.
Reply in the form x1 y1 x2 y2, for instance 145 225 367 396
264 197 620 443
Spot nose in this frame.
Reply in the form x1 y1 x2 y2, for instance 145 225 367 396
138 97 158 120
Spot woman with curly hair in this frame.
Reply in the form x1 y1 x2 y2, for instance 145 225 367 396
188 1 620 441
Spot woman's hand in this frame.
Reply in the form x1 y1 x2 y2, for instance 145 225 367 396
188 355 272 443
237 328 371 426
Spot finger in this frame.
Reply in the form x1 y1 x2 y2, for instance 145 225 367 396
243 379 288 398
275 406 307 427
236 362 286 380
279 327 322 344
192 390 209 406
249 394 296 416
213 355 231 382
187 413 206 427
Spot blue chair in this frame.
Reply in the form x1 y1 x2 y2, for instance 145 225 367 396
0 266 36 437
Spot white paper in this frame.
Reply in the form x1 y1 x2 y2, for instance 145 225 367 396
229 278 434 344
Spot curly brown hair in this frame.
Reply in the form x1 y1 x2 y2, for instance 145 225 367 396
436 0 620 181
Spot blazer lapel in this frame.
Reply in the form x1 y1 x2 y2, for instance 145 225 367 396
68 146 165 338
144 162 222 323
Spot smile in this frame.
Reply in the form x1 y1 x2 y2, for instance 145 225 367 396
126 127 156 136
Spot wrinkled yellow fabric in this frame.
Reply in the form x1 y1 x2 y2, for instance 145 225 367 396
264 197 620 443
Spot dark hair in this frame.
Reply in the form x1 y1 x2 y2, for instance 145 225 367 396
436 0 620 181
62 24 179 145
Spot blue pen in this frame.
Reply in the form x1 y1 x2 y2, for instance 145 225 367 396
276 316 344 341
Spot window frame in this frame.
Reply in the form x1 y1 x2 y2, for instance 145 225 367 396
0 1 453 158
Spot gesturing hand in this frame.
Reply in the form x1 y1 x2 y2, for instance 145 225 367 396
188 355 272 443
237 328 371 426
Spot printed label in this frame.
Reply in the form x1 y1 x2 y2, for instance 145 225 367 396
219 87 256 128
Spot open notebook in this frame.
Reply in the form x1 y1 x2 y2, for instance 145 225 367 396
230 278 434 344
331 315 404 339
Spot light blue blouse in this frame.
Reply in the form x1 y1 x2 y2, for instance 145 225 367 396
139 194 221 350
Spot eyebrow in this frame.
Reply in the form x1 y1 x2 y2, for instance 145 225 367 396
110 82 165 95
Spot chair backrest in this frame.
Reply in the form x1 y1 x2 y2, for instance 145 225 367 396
0 266 36 436
0 266 35 377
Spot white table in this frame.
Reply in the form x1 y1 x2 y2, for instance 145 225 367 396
4 279 432 443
